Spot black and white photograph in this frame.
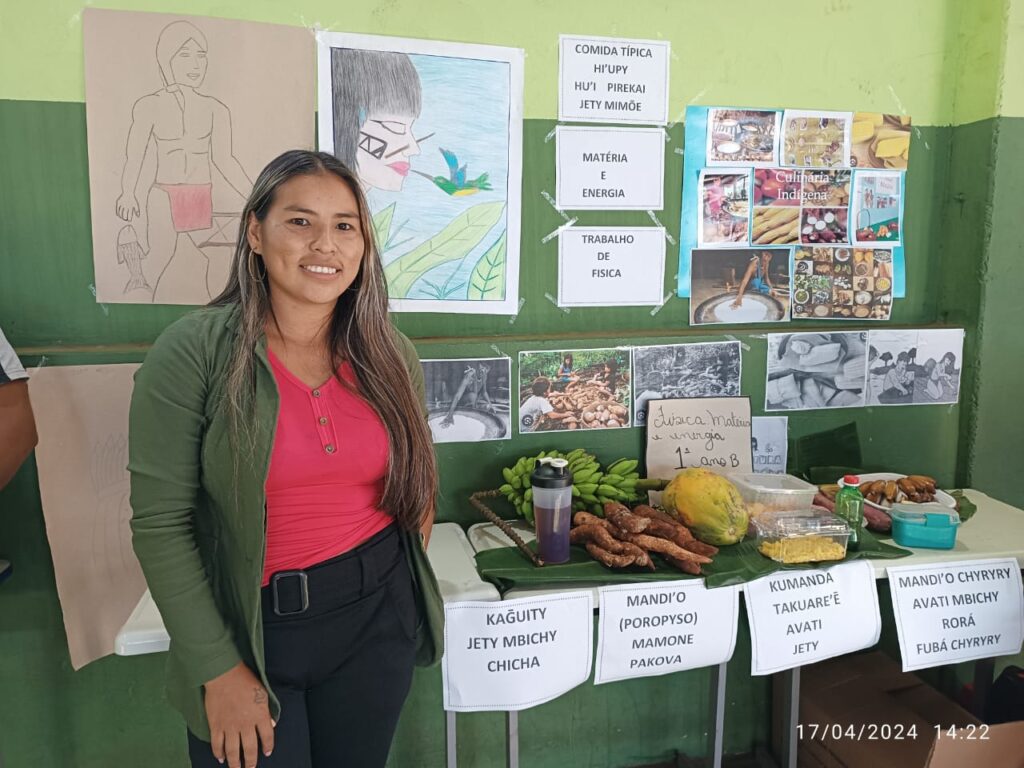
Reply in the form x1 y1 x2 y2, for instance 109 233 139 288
422 357 512 443
632 342 742 426
865 329 964 406
766 332 867 411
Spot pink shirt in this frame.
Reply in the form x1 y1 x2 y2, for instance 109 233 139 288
263 350 393 586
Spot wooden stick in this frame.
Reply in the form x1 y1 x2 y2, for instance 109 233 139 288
469 490 546 567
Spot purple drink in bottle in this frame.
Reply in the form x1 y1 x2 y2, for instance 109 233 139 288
531 457 574 564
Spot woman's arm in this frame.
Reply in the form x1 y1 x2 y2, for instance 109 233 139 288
128 318 242 686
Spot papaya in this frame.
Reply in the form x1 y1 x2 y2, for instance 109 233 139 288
662 468 749 546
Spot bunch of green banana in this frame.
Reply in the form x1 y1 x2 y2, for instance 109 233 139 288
583 457 641 510
497 449 650 523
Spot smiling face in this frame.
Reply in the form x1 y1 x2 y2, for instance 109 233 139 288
169 39 207 88
357 112 421 191
246 172 365 312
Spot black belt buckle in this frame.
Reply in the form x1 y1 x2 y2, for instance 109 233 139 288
271 570 310 616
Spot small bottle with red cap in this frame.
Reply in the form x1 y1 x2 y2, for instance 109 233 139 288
835 475 865 549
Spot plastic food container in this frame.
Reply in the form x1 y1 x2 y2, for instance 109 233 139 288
753 509 851 564
890 503 960 549
730 472 818 518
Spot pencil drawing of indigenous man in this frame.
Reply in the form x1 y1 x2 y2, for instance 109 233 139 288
115 20 251 303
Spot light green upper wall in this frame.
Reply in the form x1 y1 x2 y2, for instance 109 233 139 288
948 0 1007 125
0 0 996 124
998 0 1024 116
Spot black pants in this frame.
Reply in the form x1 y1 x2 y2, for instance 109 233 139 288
188 524 418 768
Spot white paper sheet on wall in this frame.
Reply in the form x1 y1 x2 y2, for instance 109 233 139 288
644 397 753 483
558 34 670 125
558 227 665 307
555 126 665 211
752 416 788 474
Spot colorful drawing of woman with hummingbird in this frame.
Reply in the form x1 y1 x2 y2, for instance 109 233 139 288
324 37 519 309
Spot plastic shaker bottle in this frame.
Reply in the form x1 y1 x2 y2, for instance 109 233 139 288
530 457 574 564
835 475 865 548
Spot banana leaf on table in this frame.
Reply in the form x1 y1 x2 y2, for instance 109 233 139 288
473 529 910 594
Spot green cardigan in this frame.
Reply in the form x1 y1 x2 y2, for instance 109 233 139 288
128 304 444 741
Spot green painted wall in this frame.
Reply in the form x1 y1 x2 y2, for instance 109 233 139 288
0 0 1021 766
965 117 1024 506
967 0 1024 505
942 0 1024 507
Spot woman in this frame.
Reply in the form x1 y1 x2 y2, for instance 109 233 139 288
555 353 576 385
128 150 442 768
590 359 619 396
924 352 956 400
879 351 915 403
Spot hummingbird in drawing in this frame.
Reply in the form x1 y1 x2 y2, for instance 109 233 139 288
413 148 492 196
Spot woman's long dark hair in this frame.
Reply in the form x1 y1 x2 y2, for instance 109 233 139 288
211 150 436 531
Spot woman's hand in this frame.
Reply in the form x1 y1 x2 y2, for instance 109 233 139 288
203 662 275 768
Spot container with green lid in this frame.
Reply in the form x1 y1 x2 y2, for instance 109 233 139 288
890 503 960 549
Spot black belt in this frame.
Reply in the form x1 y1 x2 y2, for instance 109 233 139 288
262 524 401 620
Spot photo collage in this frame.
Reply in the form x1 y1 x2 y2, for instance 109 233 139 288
683 105 911 324
792 247 893 320
420 343 745 441
425 328 962 446
765 329 963 412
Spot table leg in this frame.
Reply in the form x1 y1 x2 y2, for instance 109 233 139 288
771 667 799 768
972 657 996 720
446 710 457 768
707 662 727 768
507 710 519 768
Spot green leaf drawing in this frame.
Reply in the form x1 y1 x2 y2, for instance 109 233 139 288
420 279 443 297
372 203 396 248
384 201 505 299
467 231 507 301
418 278 469 300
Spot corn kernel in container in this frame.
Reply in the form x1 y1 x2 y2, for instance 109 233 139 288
753 509 851 564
